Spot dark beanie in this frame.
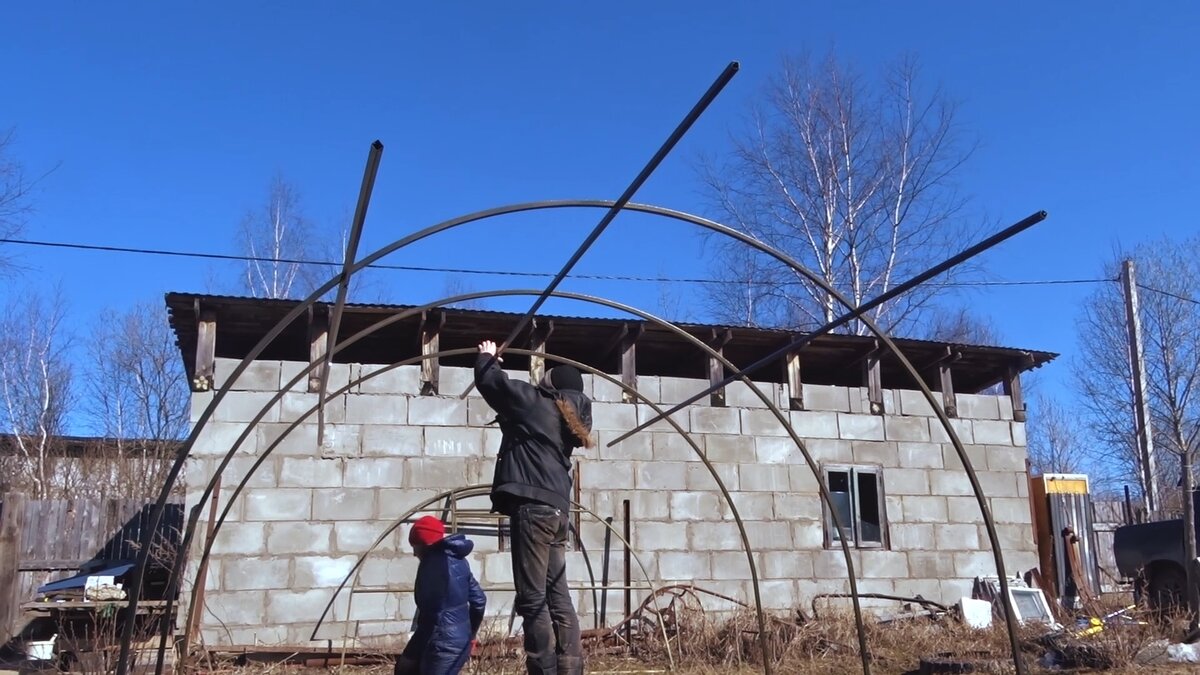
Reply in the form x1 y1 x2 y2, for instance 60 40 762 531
548 365 584 392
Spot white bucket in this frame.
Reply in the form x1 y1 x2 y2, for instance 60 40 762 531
26 637 56 661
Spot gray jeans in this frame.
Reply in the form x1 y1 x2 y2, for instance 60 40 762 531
508 503 583 675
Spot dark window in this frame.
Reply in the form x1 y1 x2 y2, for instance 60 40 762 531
824 465 887 548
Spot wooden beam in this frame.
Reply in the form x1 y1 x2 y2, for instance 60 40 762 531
785 350 804 411
419 310 444 396
599 324 630 360
529 319 554 384
307 305 329 393
707 329 732 407
194 302 217 392
618 325 643 403
863 346 884 415
1004 365 1027 422
0 492 27 644
938 347 958 418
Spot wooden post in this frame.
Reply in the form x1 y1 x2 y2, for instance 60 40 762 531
1122 259 1158 514
194 303 217 392
707 329 732 407
864 347 884 415
0 493 27 644
307 306 329 393
529 319 554 384
618 326 642 404
934 346 958 418
1003 366 1027 423
419 310 444 396
785 350 804 411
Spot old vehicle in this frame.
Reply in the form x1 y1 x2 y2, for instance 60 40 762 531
1112 493 1199 610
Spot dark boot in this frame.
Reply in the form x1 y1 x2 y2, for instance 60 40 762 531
556 655 584 675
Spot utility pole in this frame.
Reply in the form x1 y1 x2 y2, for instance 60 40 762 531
1122 259 1158 515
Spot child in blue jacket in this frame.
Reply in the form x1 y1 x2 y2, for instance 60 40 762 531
395 516 487 675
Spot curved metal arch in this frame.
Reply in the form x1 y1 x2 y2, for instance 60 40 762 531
134 198 1032 675
324 484 674 669
180 288 877 672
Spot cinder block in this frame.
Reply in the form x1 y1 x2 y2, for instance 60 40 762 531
690 406 741 434
929 418 975 445
888 523 933 550
284 454 348 485
986 445 1028 472
244 488 312 520
635 462 689 490
651 432 701 462
990 497 1032 524
837 414 885 441
635 376 661 405
953 551 999 579
802 385 852 413
1011 422 1027 447
216 358 281 392
764 551 815 579
226 455 279 488
314 488 375 520
258 423 318 456
267 522 334 554
755 436 800 464
723 493 775 522
908 551 956 579
408 397 467 426
359 364 421 395
591 402 636 431
885 416 931 443
710 551 752 580
483 552 513 585
375 488 442 521
738 464 790 492
704 434 753 462
686 462 740 491
279 360 311 392
190 390 214 425
279 393 347 425
294 555 360 589
955 394 1001 420
424 427 483 457
591 375 625 403
658 552 710 580
221 557 289 591
742 521 793 551
788 464 820 493
852 441 899 467
860 551 909 579
998 396 1015 421
886 468 931 496
975 471 1019 498
213 391 282 424
634 522 689 550
929 470 973 497
791 520 826 549
343 394 408 425
802 439 854 463
637 404 689 433
941 443 987 471
935 524 980 550
894 579 943 604
358 555 420 587
946 497 986 522
775 493 821 521
210 522 267 555
344 457 405 489
972 420 1012 445
580 460 636 491
897 442 944 469
467 397 497 427
359 425 423 457
335 521 399 556
897 390 938 417
688 521 742 550
266 588 343 624
724 379 773 409
813 550 859 579
403 458 470 488
597 431 653 461
591 489 670 522
319 424 363 458
203 590 267 626
658 376 705 405
899 496 948 523
439 366 475 395
740 409 788 436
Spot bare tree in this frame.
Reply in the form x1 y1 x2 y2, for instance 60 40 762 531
239 174 323 299
924 305 1000 345
0 129 34 272
83 301 190 497
0 289 74 498
700 52 978 335
1027 394 1087 475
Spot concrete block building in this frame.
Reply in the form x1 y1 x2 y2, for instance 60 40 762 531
165 293 1054 649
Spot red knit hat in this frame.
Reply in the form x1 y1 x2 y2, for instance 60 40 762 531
409 516 445 547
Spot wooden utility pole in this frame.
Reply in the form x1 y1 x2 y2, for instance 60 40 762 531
1122 259 1158 514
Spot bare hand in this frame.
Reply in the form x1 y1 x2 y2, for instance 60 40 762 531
478 340 502 362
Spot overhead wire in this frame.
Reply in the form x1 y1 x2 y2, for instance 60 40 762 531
0 235 1114 289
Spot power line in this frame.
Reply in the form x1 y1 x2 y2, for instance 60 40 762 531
0 236 1114 289
1137 283 1200 305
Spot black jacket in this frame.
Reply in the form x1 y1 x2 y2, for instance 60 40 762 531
474 353 592 515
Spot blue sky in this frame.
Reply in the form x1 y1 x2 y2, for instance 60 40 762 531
2 2 1198 408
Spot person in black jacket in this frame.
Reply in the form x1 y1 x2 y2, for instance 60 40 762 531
474 340 592 675
395 516 487 675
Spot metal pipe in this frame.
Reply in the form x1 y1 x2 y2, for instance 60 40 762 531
601 516 614 628
623 498 631 649
462 62 739 398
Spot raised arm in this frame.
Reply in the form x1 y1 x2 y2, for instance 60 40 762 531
474 339 538 418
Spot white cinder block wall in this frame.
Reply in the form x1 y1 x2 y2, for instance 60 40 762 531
180 358 1035 648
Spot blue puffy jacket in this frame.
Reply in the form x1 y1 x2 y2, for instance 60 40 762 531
401 534 487 675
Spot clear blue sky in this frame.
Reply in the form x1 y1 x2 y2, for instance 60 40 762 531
2 2 1198 407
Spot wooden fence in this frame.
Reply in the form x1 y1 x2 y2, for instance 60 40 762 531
0 494 184 647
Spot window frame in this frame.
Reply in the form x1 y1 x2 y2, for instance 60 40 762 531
821 463 889 550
